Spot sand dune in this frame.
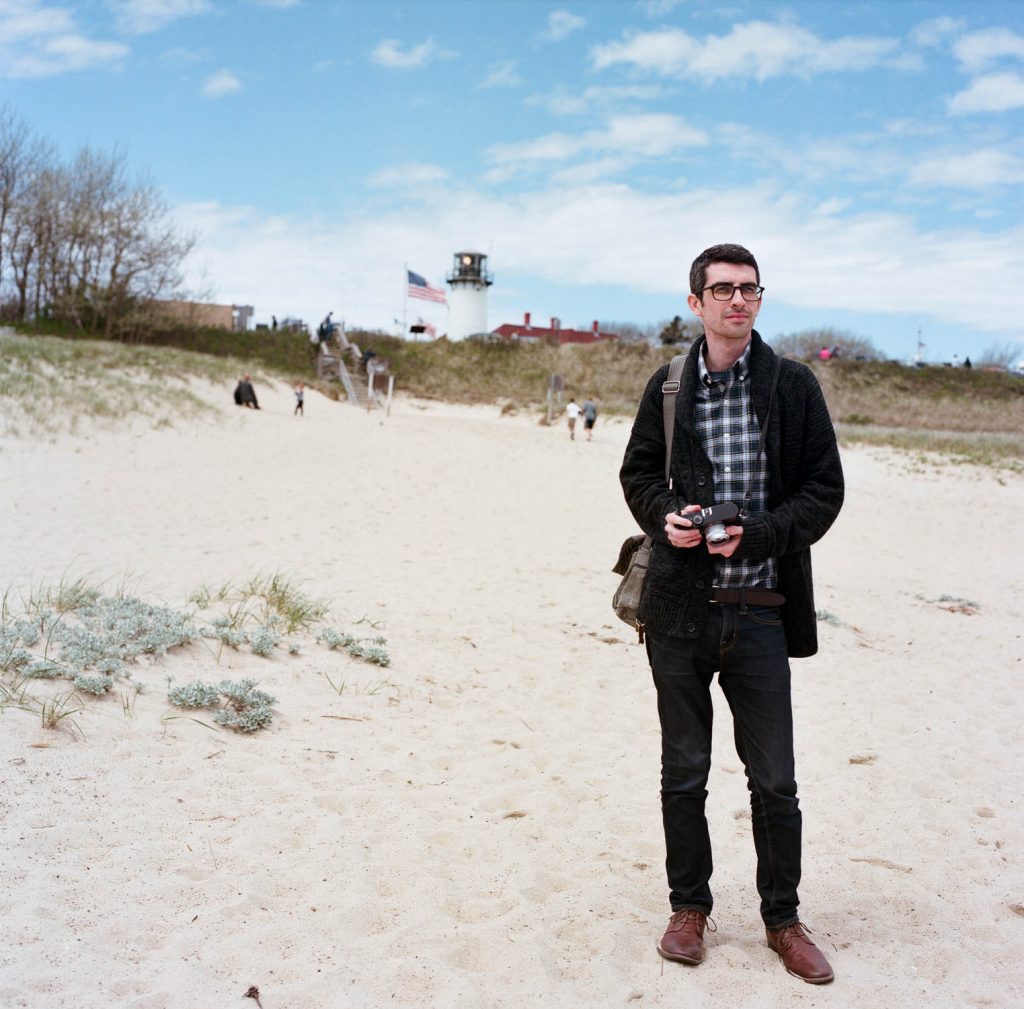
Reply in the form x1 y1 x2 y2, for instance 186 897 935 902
1 378 1021 1008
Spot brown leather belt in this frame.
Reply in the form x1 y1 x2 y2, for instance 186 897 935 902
710 588 785 607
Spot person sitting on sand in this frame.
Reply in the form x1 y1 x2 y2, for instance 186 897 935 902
234 375 260 409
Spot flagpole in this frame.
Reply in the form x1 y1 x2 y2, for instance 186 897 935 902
402 262 408 340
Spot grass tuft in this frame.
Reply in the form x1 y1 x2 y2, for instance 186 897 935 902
168 678 276 733
1 573 389 738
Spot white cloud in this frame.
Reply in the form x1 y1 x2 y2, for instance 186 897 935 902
108 0 209 35
0 0 75 40
909 149 1024 188
488 113 708 168
0 1 127 78
367 162 450 188
591 21 901 82
201 68 241 97
953 27 1024 73
161 45 210 65
717 123 909 190
909 16 966 49
538 10 585 43
481 59 521 89
948 71 1024 114
547 156 643 185
813 197 853 216
527 83 663 115
371 37 454 70
176 182 1024 339
639 0 684 16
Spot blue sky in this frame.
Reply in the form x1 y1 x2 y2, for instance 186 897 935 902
3 0 1024 362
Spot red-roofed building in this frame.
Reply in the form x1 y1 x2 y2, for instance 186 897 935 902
490 313 617 345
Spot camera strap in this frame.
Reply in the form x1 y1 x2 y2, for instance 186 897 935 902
741 355 782 516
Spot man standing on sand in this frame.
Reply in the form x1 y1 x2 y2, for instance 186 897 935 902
620 244 844 983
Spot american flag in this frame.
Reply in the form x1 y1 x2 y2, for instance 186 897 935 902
407 270 447 304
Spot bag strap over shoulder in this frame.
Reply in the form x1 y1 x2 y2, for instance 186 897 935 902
662 353 686 488
740 354 783 515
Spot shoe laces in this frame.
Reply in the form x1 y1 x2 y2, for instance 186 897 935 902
671 909 717 933
773 921 814 948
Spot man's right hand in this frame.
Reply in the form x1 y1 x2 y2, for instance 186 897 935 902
665 505 703 549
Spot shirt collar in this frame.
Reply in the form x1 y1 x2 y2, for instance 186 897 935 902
698 341 752 386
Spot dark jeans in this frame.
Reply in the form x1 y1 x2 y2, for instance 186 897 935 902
646 604 801 929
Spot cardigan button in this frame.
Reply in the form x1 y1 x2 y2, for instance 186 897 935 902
695 580 706 590
686 623 697 633
697 476 707 486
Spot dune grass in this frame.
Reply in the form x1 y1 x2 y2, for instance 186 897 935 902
836 425 1023 474
0 573 390 736
4 326 1021 469
0 329 260 437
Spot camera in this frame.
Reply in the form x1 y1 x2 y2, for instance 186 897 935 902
684 503 740 545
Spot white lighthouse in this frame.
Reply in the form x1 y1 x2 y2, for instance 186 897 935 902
446 251 492 341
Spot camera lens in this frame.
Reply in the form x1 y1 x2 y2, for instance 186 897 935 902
705 522 729 544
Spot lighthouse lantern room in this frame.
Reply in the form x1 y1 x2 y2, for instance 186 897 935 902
446 251 493 341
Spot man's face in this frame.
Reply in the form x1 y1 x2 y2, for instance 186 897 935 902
686 261 761 345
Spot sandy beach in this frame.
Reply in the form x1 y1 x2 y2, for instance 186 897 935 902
1 377 1022 1008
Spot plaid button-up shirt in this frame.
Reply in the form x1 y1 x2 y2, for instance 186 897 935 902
695 344 777 589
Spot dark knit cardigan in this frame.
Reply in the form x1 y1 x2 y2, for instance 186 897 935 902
619 331 844 658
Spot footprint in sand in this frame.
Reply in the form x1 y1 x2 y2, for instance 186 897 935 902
849 856 913 874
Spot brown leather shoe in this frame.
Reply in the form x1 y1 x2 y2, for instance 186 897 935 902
766 922 834 984
657 909 713 965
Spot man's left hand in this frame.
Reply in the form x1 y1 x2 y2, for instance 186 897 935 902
706 525 744 558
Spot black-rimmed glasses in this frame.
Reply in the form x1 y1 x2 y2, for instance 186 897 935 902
702 283 764 302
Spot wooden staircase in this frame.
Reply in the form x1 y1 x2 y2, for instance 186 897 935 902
315 335 394 414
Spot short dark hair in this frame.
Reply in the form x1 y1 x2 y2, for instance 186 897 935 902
689 244 760 298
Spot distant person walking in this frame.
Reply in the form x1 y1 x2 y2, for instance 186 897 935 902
817 346 831 362
294 382 305 417
566 399 581 440
582 398 598 440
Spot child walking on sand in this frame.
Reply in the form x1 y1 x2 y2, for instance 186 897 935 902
294 382 305 417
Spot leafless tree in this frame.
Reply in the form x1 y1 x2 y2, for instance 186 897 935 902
0 110 195 335
770 327 882 362
977 341 1022 369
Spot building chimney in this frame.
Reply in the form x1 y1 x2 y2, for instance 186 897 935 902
592 320 599 334
524 311 531 327
551 317 560 331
